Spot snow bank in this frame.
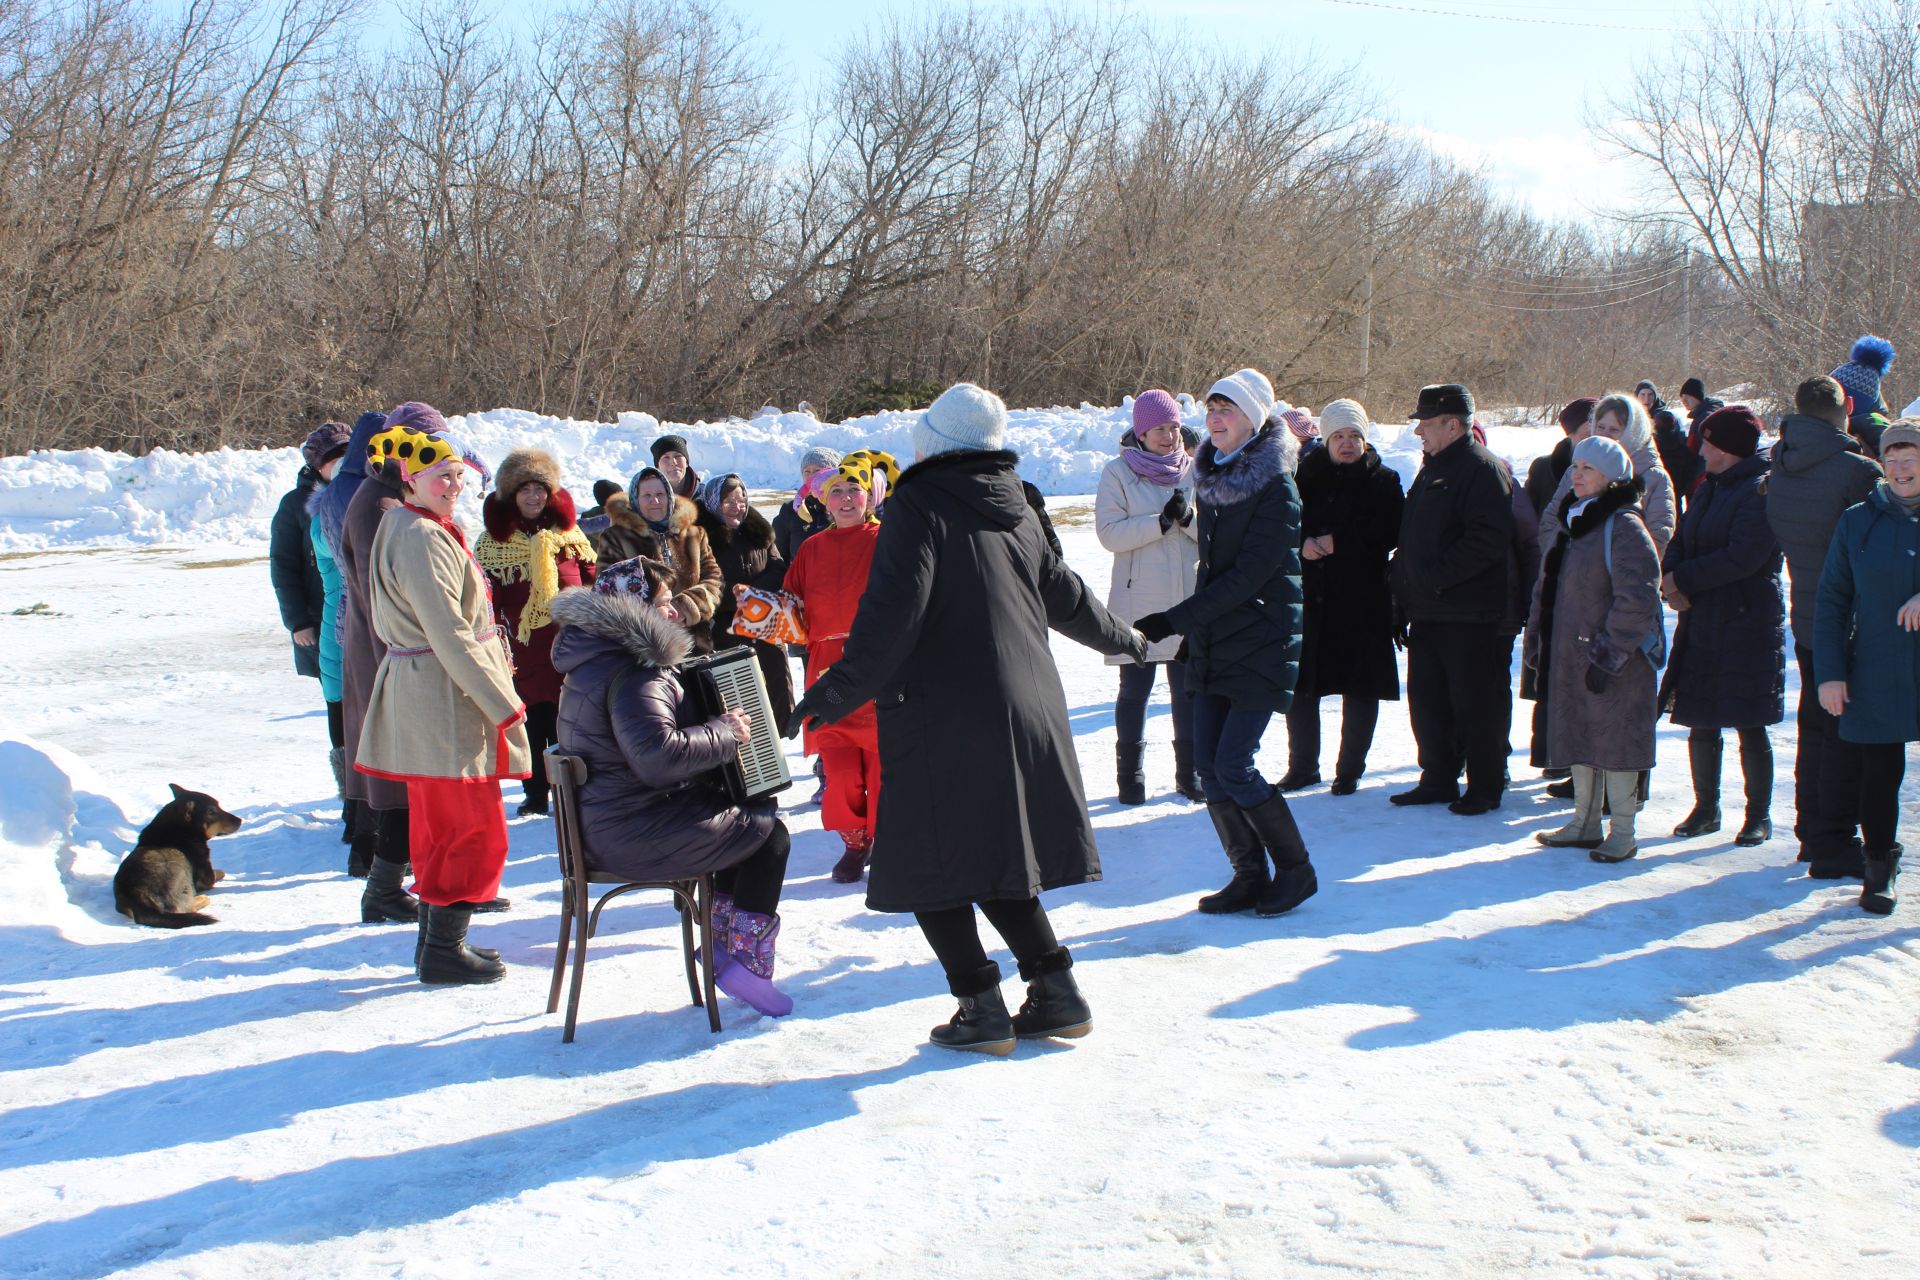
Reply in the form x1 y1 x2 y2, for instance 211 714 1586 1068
0 736 137 941
0 401 1571 549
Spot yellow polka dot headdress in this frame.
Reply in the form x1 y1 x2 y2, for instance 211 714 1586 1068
367 425 467 482
832 449 900 505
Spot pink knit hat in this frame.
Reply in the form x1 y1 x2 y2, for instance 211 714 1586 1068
1131 389 1181 435
1281 407 1319 441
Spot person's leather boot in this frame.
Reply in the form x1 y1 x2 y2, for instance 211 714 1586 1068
1861 846 1901 915
360 855 419 924
1115 742 1146 805
418 904 506 985
930 963 1015 1055
1010 949 1091 1039
1673 732 1723 836
1172 741 1205 802
1734 735 1772 846
1240 789 1317 918
1198 802 1269 914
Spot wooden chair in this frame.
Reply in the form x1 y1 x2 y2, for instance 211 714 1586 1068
545 748 721 1041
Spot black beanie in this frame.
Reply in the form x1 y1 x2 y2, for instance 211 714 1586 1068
591 479 621 506
1679 377 1706 401
650 434 690 462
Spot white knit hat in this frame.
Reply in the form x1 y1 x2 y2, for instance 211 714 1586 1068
1206 368 1277 433
915 383 1007 459
1319 398 1370 438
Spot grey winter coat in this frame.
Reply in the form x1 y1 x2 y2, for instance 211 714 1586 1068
1764 412 1881 646
1813 483 1920 745
1095 452 1198 664
1539 440 1676 560
336 461 409 810
1166 423 1305 713
800 449 1140 913
1524 480 1662 771
550 588 775 878
1659 454 1784 729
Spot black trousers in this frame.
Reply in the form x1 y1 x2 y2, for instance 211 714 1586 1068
1792 645 1860 856
1114 660 1193 747
1854 742 1908 853
1407 621 1513 800
374 805 408 865
712 821 791 916
523 701 559 802
326 699 345 749
915 897 1060 996
1286 694 1381 781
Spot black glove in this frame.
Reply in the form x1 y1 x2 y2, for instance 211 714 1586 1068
1585 663 1610 694
1158 489 1192 532
785 680 844 738
1173 637 1189 664
1135 612 1175 643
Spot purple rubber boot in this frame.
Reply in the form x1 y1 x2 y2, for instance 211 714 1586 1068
714 909 793 1016
695 892 736 973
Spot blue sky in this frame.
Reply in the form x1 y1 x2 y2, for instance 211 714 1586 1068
394 0 1724 222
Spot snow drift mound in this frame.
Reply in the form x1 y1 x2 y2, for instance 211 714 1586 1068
0 737 137 937
0 399 1568 549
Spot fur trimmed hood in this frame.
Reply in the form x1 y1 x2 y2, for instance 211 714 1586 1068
495 448 563 501
605 489 698 538
482 486 577 541
1195 420 1296 507
550 586 692 673
1558 474 1646 539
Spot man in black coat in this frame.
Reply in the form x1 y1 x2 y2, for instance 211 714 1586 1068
1640 381 1700 507
269 460 328 679
1389 383 1517 814
790 383 1144 1056
1765 375 1883 875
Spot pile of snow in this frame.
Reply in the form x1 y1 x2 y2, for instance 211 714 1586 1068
0 400 1570 550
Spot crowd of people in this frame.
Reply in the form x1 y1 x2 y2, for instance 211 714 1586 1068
266 332 1914 1055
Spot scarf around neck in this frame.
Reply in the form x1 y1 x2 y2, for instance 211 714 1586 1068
1123 446 1192 487
474 522 598 643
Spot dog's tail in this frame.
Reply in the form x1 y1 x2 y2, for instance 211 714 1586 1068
121 906 217 929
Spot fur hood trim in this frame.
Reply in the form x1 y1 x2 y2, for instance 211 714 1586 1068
605 490 697 538
1559 475 1646 539
482 486 577 542
1195 421 1295 507
550 586 692 671
495 448 563 501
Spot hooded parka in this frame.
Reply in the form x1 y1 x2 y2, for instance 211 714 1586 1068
800 449 1140 913
1659 453 1785 729
1164 423 1305 713
550 588 777 878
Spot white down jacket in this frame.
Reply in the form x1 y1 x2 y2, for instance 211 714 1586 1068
1095 454 1200 665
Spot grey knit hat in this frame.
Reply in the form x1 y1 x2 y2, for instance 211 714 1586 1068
914 383 1007 458
800 445 843 472
1572 435 1633 483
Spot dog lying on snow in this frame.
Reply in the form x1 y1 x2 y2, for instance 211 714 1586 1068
113 785 242 929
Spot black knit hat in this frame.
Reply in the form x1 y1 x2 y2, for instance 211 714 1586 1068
650 434 690 463
1679 377 1707 401
591 479 622 506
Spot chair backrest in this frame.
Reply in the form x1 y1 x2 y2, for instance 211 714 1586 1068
546 748 590 890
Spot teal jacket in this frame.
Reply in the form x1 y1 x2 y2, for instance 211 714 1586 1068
1813 482 1920 743
311 514 345 703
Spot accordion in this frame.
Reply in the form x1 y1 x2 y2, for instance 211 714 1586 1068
683 646 794 803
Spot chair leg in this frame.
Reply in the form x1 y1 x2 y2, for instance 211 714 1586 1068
546 884 572 1016
700 877 721 1034
680 882 701 1008
563 894 590 1043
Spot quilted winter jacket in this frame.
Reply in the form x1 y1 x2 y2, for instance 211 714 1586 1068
1094 453 1198 664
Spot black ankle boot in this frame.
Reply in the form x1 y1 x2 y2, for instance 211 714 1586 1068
419 904 506 985
1275 766 1320 791
930 963 1014 1055
1172 741 1205 802
1115 742 1146 805
1199 803 1269 914
1010 949 1091 1039
1241 789 1317 918
361 855 419 923
414 908 497 970
1734 813 1772 846
1862 846 1901 915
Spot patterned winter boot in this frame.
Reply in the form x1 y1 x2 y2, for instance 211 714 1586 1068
830 831 871 884
694 892 736 971
715 909 794 1016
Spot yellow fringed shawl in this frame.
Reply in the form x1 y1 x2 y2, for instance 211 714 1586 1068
474 526 597 643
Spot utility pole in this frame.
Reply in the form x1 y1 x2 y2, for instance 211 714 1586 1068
1360 270 1373 401
1680 243 1692 377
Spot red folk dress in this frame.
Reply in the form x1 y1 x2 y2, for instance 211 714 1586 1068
784 520 883 837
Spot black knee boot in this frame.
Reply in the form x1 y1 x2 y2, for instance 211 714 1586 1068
419 904 507 985
1199 803 1269 914
1241 789 1317 918
1674 733 1722 836
361 855 419 923
1735 731 1773 846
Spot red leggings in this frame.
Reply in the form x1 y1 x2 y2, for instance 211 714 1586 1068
819 742 881 839
406 778 508 906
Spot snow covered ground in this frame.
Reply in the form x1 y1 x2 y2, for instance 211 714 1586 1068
2 416 1916 1278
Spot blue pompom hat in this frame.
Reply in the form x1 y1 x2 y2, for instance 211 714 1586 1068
1831 335 1896 416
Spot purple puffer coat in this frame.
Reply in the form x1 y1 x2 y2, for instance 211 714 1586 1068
550 588 775 879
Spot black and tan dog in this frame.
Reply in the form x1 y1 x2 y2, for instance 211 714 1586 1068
113 784 242 929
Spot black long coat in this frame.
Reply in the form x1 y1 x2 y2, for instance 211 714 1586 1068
1659 453 1785 729
269 468 325 678
1295 444 1403 701
803 449 1139 913
1166 424 1305 714
550 588 775 879
1391 433 1515 626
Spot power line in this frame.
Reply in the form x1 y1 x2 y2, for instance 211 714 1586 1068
1317 0 1910 34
